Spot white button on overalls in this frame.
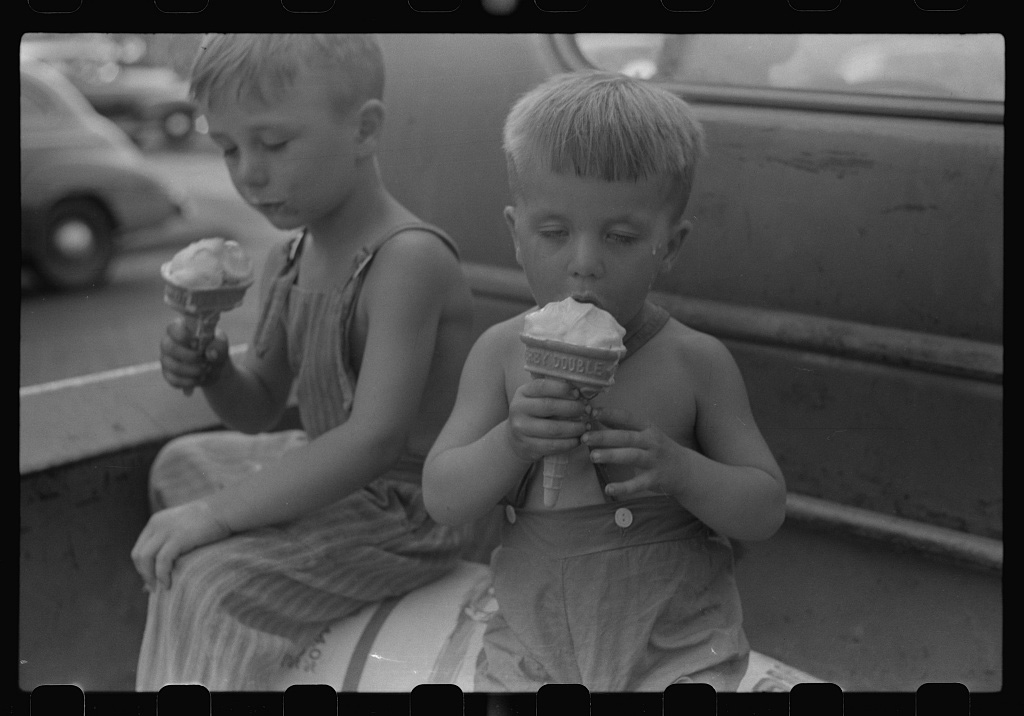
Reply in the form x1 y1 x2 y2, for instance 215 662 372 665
614 507 633 528
505 504 517 524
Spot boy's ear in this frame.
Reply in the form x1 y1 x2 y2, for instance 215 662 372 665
504 206 523 266
659 219 691 274
353 99 385 157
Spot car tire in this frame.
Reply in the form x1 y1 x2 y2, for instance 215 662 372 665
161 109 194 146
33 199 115 291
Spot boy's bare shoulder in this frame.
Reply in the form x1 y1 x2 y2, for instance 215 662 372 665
474 311 530 354
373 227 461 274
658 316 737 368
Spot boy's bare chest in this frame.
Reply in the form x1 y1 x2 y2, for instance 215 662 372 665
595 361 699 446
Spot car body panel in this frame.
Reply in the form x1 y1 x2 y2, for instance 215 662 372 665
375 34 1002 542
20 61 186 262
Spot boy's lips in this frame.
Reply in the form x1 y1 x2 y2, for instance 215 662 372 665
570 293 603 308
253 201 289 214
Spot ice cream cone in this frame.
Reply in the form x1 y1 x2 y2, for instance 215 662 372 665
542 452 570 507
521 335 624 392
161 261 253 395
521 336 626 508
520 299 627 508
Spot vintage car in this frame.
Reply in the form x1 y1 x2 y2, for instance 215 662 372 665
19 32 1002 710
20 33 198 148
20 59 189 290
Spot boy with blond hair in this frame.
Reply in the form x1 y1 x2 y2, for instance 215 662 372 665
131 34 475 690
424 71 786 692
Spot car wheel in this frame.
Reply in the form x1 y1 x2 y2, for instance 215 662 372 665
162 109 194 145
33 199 115 291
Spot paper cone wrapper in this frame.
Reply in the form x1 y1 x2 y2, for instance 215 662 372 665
521 335 625 397
161 263 253 315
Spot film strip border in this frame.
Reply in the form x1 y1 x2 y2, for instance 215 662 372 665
19 1 1005 30
21 681 1000 714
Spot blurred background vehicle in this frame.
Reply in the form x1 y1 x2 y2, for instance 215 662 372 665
20 33 198 150
20 59 189 291
573 33 1005 102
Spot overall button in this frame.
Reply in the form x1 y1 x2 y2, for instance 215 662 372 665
614 507 633 528
505 504 517 524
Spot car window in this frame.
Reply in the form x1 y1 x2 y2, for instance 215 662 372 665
574 34 1005 103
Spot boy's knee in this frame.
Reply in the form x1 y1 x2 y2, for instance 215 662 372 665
148 434 215 511
153 434 206 472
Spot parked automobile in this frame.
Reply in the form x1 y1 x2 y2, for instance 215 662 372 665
20 33 197 148
20 59 188 290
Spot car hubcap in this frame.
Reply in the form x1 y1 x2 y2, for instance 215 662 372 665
52 220 96 259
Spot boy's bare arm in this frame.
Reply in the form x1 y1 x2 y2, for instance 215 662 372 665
204 233 462 533
201 250 295 433
423 324 533 526
201 331 294 433
680 336 786 539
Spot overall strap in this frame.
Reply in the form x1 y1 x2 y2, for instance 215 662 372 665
341 222 461 381
350 221 460 284
250 230 306 358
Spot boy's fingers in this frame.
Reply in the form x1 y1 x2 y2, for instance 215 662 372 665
512 415 586 440
522 378 580 400
131 535 158 588
167 317 198 345
603 473 651 498
533 397 587 420
154 541 179 591
581 427 646 449
161 333 195 361
589 446 652 467
540 437 584 456
590 406 647 430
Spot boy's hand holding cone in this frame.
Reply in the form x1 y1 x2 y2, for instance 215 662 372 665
161 238 254 395
520 298 626 507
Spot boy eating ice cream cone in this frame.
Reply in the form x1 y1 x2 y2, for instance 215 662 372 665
423 71 786 692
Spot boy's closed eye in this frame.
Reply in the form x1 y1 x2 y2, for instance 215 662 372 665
259 138 290 151
607 232 639 244
538 227 568 240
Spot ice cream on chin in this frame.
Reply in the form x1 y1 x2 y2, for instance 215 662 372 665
520 298 627 507
162 237 254 290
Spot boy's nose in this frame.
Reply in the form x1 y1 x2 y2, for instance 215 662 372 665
568 236 604 277
233 153 269 189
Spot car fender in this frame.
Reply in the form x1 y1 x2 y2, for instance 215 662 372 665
22 153 180 234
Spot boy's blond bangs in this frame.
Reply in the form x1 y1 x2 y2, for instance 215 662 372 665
504 71 705 212
190 34 384 114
